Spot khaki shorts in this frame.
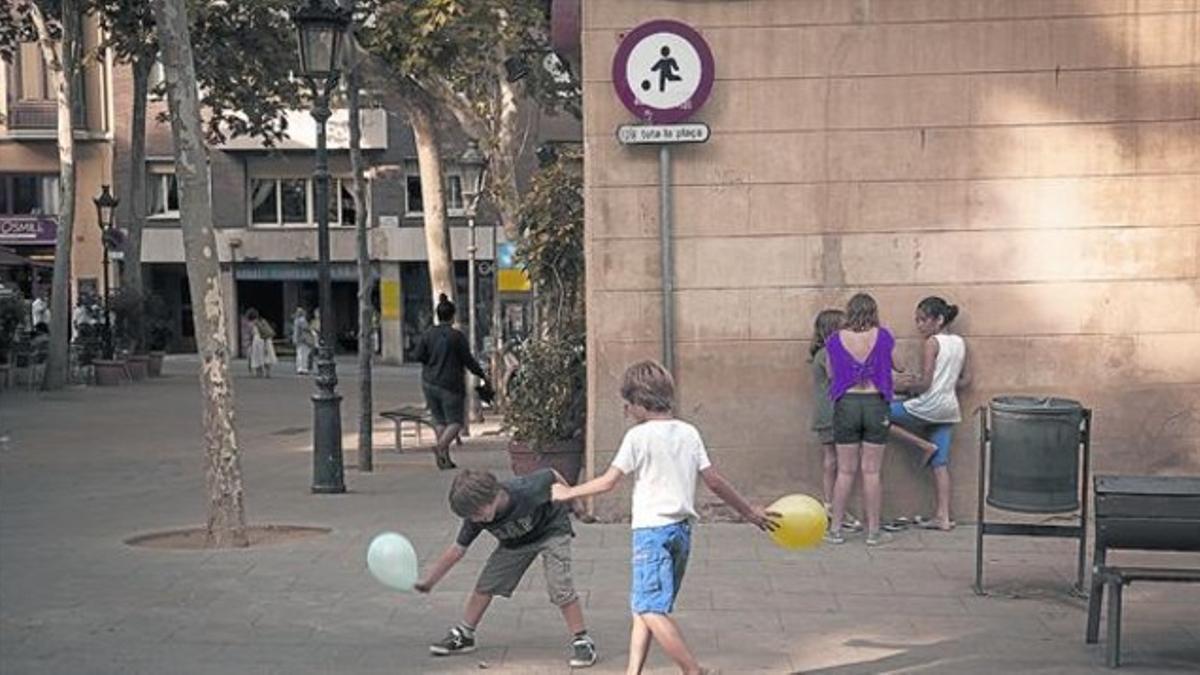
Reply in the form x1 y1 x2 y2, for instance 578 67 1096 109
475 533 577 606
834 392 890 445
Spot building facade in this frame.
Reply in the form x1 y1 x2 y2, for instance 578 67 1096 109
583 1 1199 519
1 17 113 303
112 61 577 363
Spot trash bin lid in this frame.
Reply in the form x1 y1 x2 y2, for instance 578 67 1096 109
990 395 1083 415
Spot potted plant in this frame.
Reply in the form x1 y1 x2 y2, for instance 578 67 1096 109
109 287 149 380
504 158 587 483
0 292 23 365
143 293 173 376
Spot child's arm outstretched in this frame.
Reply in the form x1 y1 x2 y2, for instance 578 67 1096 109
550 467 625 503
413 544 467 593
700 466 779 531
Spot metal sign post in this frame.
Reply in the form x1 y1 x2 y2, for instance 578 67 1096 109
613 20 715 374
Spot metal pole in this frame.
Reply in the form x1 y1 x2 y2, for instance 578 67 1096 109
102 243 112 359
467 213 481 423
311 76 345 494
659 145 674 374
973 405 988 595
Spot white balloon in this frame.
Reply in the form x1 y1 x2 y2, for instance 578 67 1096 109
367 532 419 591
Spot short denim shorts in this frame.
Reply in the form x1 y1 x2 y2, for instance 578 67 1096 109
630 521 691 614
889 401 954 467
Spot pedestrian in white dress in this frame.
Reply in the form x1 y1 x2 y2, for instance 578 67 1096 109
247 308 277 377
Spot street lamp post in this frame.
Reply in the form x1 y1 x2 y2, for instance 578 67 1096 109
93 185 119 360
295 0 350 494
459 142 487 423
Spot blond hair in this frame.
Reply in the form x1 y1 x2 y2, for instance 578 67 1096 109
620 360 675 412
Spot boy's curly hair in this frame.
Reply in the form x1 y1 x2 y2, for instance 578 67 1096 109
449 470 501 518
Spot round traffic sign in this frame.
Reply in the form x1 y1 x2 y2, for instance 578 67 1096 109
612 20 714 124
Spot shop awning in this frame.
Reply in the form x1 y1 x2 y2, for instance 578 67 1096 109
232 262 377 282
0 247 52 269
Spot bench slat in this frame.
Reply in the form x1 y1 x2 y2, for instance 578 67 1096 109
1096 494 1200 519
1098 566 1200 583
1095 475 1200 497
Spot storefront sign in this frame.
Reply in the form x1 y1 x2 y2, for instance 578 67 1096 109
380 279 402 320
0 216 58 245
496 241 531 293
612 19 715 124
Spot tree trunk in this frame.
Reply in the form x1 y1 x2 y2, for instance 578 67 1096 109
348 60 373 472
121 56 153 351
151 0 248 548
33 1 77 390
408 95 456 310
491 74 523 240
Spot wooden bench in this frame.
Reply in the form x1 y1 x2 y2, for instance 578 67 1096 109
1085 475 1200 668
379 406 466 453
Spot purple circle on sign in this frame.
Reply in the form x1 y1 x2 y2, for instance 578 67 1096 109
612 19 714 125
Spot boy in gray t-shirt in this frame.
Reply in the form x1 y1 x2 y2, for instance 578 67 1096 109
414 468 597 668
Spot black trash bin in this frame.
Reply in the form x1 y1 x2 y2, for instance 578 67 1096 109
986 396 1085 513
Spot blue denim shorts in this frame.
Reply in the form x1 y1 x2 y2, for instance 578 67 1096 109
630 521 691 614
889 401 954 467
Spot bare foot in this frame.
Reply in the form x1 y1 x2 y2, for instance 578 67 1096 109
920 441 938 465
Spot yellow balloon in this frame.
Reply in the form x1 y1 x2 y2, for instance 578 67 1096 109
766 494 826 550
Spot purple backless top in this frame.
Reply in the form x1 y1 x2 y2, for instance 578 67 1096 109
826 328 895 402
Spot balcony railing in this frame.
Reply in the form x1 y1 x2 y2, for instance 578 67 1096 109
7 101 56 129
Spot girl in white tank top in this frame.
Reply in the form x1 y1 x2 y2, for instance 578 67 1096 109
889 297 971 531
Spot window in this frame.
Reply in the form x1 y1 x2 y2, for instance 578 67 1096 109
146 165 179 217
250 178 278 224
14 43 51 101
248 177 364 227
403 160 468 217
279 179 308 223
0 174 59 215
446 174 464 213
405 172 423 215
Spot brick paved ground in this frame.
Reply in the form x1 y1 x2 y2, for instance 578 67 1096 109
1 357 1196 673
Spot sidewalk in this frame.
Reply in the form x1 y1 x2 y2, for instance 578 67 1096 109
0 357 1196 674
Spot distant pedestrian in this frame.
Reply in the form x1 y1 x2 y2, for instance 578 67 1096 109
825 293 896 546
412 294 490 470
551 360 777 675
809 308 862 533
890 297 970 531
240 309 255 371
414 468 598 668
247 308 277 378
31 293 49 328
292 307 314 375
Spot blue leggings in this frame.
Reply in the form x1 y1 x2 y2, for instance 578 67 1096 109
889 402 954 468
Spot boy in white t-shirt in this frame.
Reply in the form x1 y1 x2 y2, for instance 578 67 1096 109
552 360 777 675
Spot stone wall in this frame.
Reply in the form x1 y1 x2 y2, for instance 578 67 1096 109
583 0 1200 520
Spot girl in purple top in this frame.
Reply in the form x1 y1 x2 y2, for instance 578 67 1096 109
825 293 895 546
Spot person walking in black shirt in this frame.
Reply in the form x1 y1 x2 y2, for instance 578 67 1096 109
413 294 490 469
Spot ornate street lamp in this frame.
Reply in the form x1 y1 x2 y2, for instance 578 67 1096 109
459 142 488 423
294 0 350 494
93 185 119 360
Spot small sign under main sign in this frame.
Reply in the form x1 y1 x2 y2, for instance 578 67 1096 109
618 123 710 145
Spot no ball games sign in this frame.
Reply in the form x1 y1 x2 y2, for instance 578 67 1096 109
613 19 714 144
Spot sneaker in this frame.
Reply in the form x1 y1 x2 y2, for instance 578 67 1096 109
843 514 864 533
569 635 597 667
429 626 475 656
865 531 894 547
824 528 846 545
